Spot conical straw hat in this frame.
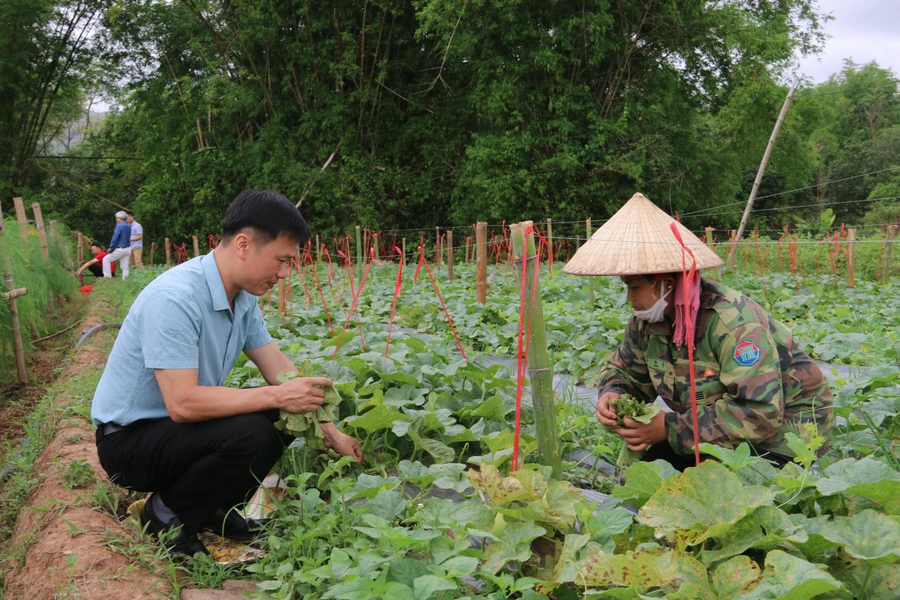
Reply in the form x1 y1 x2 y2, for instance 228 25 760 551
562 193 724 276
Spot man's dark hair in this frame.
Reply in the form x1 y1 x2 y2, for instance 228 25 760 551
90 242 102 249
221 189 310 245
125 210 134 217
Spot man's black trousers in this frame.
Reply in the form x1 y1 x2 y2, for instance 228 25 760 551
96 409 292 536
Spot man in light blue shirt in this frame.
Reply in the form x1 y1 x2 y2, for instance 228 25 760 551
92 189 361 558
103 211 132 278
126 210 143 269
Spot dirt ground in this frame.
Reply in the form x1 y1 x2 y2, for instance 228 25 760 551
1 304 174 599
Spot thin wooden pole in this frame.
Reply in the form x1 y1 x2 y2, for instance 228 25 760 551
435 226 442 268
510 221 562 479
847 228 856 288
883 226 898 284
447 230 454 280
705 226 717 279
0 200 29 385
31 203 50 260
165 238 172 268
586 218 594 307
149 241 156 266
546 218 554 278
728 79 800 268
374 232 380 261
277 279 286 315
192 235 201 258
476 222 487 304
315 234 321 263
355 226 362 275
77 232 84 266
401 237 406 266
13 197 28 244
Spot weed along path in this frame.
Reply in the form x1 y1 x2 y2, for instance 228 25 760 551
0 279 172 599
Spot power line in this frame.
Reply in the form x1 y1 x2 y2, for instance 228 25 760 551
32 155 143 161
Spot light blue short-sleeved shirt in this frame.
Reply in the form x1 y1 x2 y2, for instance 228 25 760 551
91 251 272 426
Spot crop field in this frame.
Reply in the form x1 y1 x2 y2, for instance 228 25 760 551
210 257 900 600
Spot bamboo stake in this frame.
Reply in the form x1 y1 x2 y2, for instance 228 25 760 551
883 226 898 284
586 218 594 307
374 232 380 261
447 230 454 280
846 228 856 288
13 197 28 244
546 218 554 278
315 234 321 263
728 79 799 268
510 221 562 478
355 226 363 276
149 241 156 266
435 226 442 268
705 226 717 280
165 238 172 268
475 222 487 304
0 200 29 385
77 232 84 267
193 235 201 258
402 237 406 266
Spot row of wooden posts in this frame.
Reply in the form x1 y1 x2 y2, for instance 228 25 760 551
1 197 73 386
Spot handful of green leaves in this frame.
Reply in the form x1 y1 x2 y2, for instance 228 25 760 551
608 394 660 467
276 362 342 452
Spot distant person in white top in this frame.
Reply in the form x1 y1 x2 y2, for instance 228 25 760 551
126 211 144 269
104 211 132 279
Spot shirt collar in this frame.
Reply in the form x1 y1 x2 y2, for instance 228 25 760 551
202 252 233 313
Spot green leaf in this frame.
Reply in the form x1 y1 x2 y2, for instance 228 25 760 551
733 550 841 600
472 395 511 420
817 509 900 564
585 507 634 538
407 428 456 463
413 574 457 600
610 460 678 507
481 521 546 574
698 442 754 471
699 506 806 565
576 547 712 597
639 462 774 547
711 556 762 598
417 498 494 530
367 490 408 521
815 457 900 514
345 406 408 434
388 559 428 588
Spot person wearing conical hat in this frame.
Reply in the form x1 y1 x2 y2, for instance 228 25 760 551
564 193 833 471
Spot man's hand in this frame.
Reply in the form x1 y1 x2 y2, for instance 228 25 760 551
276 377 332 413
613 411 667 452
321 422 363 462
596 392 621 428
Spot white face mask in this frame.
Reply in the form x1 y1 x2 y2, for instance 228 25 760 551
633 281 671 323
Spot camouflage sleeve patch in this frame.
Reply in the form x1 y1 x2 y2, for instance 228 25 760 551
596 318 656 402
664 321 786 456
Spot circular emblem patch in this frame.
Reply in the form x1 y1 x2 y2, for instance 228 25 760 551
734 340 761 366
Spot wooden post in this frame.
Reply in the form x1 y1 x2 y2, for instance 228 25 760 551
546 218 554 278
882 226 898 284
77 232 84 266
31 203 50 260
401 237 406 266
475 222 487 304
192 235 201 258
435 226 442 268
586 218 594 307
355 226 362 274
0 200 29 386
847 228 856 288
277 279 286 315
447 230 454 280
165 238 172 268
705 226 717 279
374 233 380 261
315 234 321 263
149 241 156 266
13 197 28 243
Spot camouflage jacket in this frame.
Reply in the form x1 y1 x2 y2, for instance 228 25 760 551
597 278 833 459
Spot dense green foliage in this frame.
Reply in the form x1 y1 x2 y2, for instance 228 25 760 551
0 216 77 383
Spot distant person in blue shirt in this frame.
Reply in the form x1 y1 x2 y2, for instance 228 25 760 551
126 210 143 269
91 189 362 559
103 211 132 278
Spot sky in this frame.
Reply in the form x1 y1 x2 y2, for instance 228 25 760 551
796 0 900 83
